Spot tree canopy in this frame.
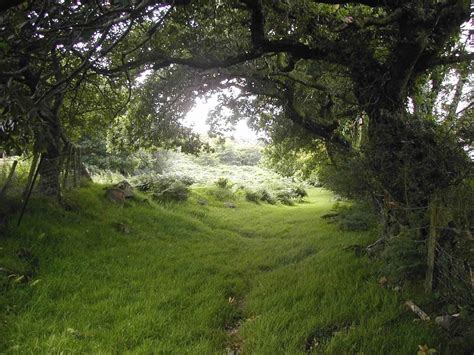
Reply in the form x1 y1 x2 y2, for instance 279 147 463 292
0 0 472 202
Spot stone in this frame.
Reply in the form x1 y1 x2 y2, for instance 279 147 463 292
114 180 134 198
435 314 460 330
224 201 236 208
106 188 125 204
79 162 92 182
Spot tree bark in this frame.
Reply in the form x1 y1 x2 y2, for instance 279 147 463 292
38 147 62 199
37 106 63 200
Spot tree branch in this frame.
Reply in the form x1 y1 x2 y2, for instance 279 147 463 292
424 52 474 68
0 0 26 12
311 0 408 7
283 83 351 149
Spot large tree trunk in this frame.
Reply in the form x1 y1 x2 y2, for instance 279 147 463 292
37 106 63 200
38 147 62 199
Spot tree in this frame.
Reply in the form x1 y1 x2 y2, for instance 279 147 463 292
123 0 471 212
1 1 472 217
0 0 191 198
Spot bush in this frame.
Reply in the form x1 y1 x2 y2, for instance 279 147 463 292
335 203 377 231
258 189 277 204
153 181 189 202
306 172 322 187
381 229 426 283
275 190 295 205
178 175 195 186
245 189 260 203
135 174 194 193
291 185 308 199
215 177 231 189
318 158 371 201
133 174 193 202
208 186 235 201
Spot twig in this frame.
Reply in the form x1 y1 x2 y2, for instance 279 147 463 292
405 300 430 321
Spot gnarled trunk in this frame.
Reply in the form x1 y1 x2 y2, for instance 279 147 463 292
37 105 63 200
38 148 62 199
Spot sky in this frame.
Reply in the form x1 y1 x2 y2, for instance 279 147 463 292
181 95 261 144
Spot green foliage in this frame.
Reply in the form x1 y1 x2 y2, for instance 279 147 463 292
211 142 262 166
381 229 426 283
177 175 196 187
263 140 323 181
272 185 309 206
318 155 372 201
153 180 190 202
81 136 169 177
210 186 235 201
134 174 194 193
292 185 308 199
0 158 30 196
109 70 208 154
161 149 292 190
334 203 378 232
244 189 260 203
133 173 194 202
208 186 236 202
275 190 295 206
258 189 277 205
215 177 231 189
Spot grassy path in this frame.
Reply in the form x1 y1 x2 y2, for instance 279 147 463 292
1 187 438 353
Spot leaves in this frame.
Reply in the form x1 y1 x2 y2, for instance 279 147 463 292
417 344 437 355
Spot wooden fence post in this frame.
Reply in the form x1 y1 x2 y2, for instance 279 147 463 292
17 155 43 227
63 144 72 189
425 196 439 292
22 154 39 200
73 147 78 188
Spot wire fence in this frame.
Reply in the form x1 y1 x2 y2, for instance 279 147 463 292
0 145 91 225
1 145 89 194
435 244 474 305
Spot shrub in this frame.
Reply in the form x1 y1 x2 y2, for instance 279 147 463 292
258 189 277 204
381 229 426 283
175 175 195 186
135 174 194 193
153 181 189 202
245 189 260 203
291 185 308 199
215 177 231 189
335 203 377 231
275 190 295 205
208 186 235 201
306 172 322 187
135 175 171 192
318 158 371 201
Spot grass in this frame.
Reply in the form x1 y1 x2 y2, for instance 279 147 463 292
0 185 441 353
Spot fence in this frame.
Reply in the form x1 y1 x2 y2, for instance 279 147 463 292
0 145 90 225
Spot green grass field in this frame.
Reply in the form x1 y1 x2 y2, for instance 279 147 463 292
0 186 440 354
